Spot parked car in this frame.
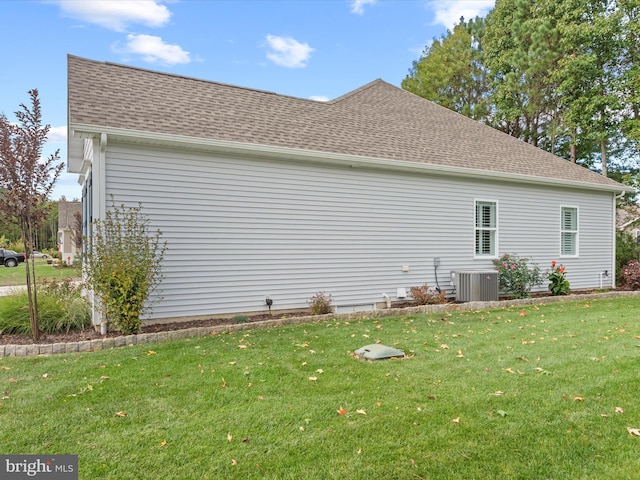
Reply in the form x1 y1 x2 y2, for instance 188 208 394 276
30 251 49 259
0 248 26 267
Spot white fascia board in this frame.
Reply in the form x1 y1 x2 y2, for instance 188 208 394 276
70 123 636 195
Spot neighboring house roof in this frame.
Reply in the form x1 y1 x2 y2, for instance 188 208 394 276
67 55 632 193
58 200 81 229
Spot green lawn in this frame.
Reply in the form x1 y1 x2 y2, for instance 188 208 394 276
1 297 639 479
0 259 79 286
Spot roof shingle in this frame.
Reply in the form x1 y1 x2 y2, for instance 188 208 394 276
68 55 627 191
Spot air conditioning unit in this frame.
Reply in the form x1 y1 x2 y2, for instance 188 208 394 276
453 271 499 302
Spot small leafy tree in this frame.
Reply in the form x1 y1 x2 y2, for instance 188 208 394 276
493 253 544 299
84 199 167 334
0 89 64 340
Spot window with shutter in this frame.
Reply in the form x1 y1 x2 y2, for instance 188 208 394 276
475 201 497 257
560 207 578 256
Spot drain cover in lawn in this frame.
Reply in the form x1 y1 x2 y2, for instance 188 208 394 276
353 344 405 360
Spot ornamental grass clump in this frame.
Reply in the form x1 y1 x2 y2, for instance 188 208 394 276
493 253 543 298
547 260 570 295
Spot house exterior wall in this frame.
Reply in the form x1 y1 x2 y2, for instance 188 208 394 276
98 141 615 320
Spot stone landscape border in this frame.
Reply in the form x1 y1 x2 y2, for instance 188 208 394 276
2 290 638 357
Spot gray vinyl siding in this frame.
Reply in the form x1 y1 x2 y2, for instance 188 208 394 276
102 143 615 320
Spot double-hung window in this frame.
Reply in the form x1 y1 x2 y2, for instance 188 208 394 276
475 200 497 257
560 206 578 256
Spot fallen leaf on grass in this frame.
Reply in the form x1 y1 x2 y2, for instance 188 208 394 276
574 397 585 402
308 376 317 382
8 378 16 383
1 366 10 371
456 349 464 358
497 410 508 417
356 409 367 415
491 391 505 396
503 368 516 374
231 459 238 466
519 310 527 317
146 351 157 355
337 407 348 416
616 407 624 414
227 433 232 442
160 440 167 447
627 428 640 436
451 417 460 424
238 345 248 349
115 411 127 417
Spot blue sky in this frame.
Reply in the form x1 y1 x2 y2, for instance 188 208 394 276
0 0 494 200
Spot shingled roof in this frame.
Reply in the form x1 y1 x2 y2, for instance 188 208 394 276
68 55 629 192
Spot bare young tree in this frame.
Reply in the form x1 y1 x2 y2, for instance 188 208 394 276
0 90 64 340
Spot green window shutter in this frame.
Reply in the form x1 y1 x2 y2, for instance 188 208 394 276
561 207 577 256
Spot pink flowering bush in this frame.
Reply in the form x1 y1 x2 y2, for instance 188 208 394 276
619 260 640 290
492 253 543 298
547 260 570 295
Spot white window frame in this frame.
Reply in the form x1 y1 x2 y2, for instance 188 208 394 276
560 206 579 257
474 199 498 258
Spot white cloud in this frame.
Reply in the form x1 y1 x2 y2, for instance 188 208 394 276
117 34 191 65
428 0 495 29
265 35 315 68
350 0 377 15
47 126 67 144
56 0 171 31
309 96 329 102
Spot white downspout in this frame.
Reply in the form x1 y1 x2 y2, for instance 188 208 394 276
382 293 391 308
612 190 627 289
93 133 108 334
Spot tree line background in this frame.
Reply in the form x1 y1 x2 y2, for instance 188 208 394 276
402 0 639 201
0 200 61 253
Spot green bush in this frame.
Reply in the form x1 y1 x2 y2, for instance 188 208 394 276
616 231 640 284
84 200 166 335
493 253 543 298
308 291 333 315
0 279 91 335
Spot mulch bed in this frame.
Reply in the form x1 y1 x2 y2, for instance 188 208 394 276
0 311 312 345
0 289 610 346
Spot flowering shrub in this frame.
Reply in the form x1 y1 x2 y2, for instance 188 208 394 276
308 291 333 315
547 260 570 295
619 260 640 290
492 253 543 298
